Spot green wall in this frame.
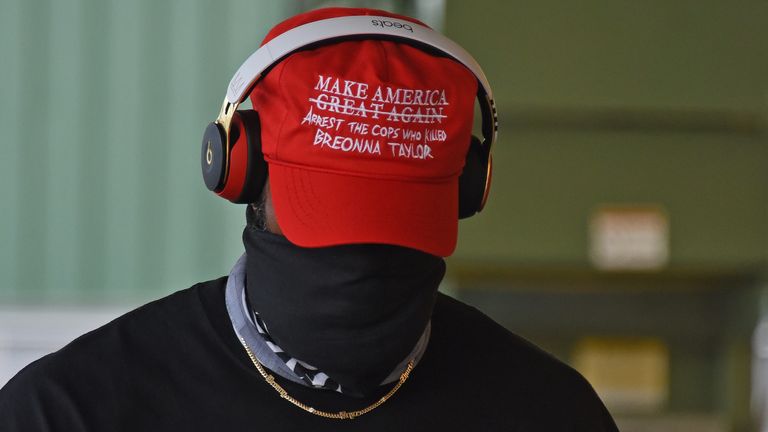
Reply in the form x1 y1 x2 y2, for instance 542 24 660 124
0 0 294 303
443 2 768 429
446 0 768 270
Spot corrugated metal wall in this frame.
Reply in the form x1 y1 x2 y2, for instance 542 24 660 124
0 0 291 303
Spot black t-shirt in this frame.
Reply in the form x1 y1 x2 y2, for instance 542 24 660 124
0 277 618 431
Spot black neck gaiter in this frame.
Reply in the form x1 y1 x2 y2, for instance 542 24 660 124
243 226 445 397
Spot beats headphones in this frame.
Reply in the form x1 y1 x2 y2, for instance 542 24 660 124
201 15 498 219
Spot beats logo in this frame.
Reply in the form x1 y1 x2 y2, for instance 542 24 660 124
371 19 413 32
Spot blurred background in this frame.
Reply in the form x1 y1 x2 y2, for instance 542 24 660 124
0 0 766 430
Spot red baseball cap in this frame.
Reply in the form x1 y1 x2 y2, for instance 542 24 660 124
250 8 477 257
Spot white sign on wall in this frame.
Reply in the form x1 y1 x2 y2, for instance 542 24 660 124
589 205 669 270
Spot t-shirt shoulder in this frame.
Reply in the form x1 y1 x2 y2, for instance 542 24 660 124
431 293 617 431
25 277 227 366
434 292 570 372
0 277 230 429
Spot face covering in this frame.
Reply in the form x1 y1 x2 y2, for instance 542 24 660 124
243 225 445 397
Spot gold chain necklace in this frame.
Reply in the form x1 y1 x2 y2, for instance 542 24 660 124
238 337 414 420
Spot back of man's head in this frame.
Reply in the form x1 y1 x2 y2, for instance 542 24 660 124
248 7 479 257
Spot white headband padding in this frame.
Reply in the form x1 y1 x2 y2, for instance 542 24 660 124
226 15 493 104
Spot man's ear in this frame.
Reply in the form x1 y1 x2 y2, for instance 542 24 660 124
261 179 283 235
245 203 265 231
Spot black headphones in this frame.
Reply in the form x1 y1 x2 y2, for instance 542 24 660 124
202 15 498 219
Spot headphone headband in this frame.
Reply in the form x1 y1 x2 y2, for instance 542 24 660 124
226 15 494 104
223 15 497 155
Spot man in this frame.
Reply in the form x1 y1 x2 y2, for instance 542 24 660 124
0 8 618 431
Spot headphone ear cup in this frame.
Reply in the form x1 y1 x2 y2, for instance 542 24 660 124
234 110 268 204
458 135 488 219
214 110 267 203
201 122 227 192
